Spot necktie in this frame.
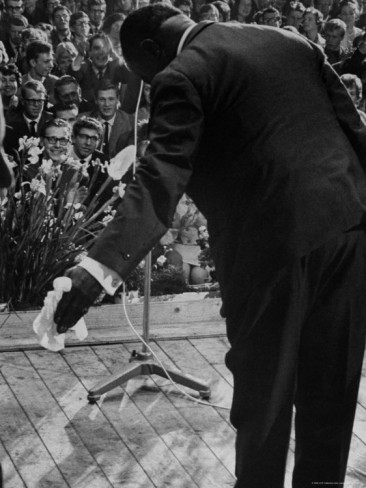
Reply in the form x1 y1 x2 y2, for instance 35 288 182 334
98 69 104 80
103 121 110 158
29 121 37 137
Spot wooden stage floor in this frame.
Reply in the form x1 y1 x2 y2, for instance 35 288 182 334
0 326 365 486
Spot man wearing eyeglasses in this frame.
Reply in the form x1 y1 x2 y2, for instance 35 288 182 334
87 0 106 33
70 116 114 206
4 80 53 157
262 6 282 27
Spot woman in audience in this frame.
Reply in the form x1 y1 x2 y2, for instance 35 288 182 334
0 64 21 114
301 6 325 45
53 41 79 75
338 0 363 54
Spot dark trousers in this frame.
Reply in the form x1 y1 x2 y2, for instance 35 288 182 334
225 228 366 488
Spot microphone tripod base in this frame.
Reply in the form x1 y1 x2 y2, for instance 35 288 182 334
87 348 211 404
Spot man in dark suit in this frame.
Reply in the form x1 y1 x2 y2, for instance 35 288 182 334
55 5 366 487
4 80 53 156
69 32 130 107
22 40 59 105
89 81 133 159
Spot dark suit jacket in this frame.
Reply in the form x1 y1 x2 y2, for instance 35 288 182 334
88 109 133 159
4 109 53 157
89 22 366 319
70 59 130 106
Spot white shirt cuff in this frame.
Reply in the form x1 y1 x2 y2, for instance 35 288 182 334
79 257 122 295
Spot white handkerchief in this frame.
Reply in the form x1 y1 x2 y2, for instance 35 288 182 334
33 277 88 352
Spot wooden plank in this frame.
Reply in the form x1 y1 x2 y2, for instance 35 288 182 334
127 339 237 475
190 337 232 386
0 438 26 488
0 356 67 487
93 343 236 488
62 345 199 488
0 297 223 329
0 297 225 351
0 351 115 488
0 320 226 352
26 349 154 488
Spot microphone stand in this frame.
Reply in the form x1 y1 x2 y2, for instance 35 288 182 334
87 251 211 403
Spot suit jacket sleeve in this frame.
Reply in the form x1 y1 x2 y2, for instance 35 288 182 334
313 43 366 172
88 69 205 279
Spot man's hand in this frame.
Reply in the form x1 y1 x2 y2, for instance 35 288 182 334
54 267 103 334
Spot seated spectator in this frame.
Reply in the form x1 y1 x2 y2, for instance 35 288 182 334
301 7 325 46
54 74 94 113
0 64 21 114
261 5 281 26
23 40 58 105
338 0 363 55
211 0 231 20
70 115 114 205
34 23 54 43
198 2 220 20
174 0 193 17
273 0 287 14
70 32 130 106
52 101 79 126
17 27 48 73
88 80 133 159
70 11 90 61
314 0 332 20
356 0 366 29
340 73 366 117
37 0 60 25
102 13 125 58
87 0 106 33
235 0 257 22
62 0 78 14
0 0 25 35
283 1 305 30
4 80 53 156
39 118 88 204
53 41 78 76
4 14 28 63
106 0 133 16
41 118 72 165
323 18 347 65
50 5 72 51
23 0 43 24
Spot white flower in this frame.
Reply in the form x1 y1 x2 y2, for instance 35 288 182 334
102 214 114 225
156 255 167 267
30 178 46 195
29 155 40 165
28 145 43 158
74 211 84 220
40 159 53 175
113 182 127 199
18 136 41 152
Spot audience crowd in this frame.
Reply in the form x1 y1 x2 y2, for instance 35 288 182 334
1 0 366 285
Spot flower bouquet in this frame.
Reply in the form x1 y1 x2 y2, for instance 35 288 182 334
0 137 128 310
